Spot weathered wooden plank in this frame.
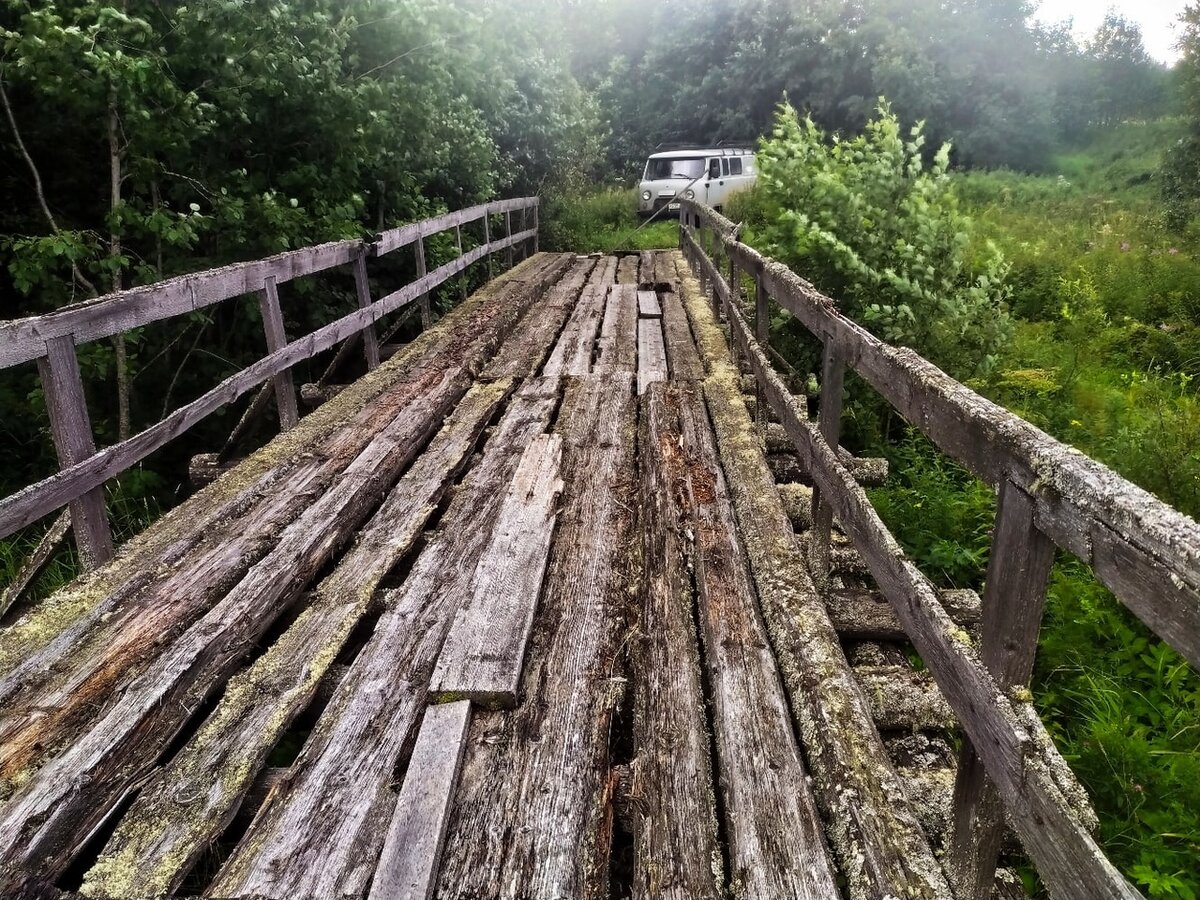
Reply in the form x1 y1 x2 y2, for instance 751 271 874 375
809 341 846 582
0 254 564 685
675 261 952 900
636 318 668 396
720 290 1139 899
0 363 471 879
0 235 550 543
683 201 1200 670
36 336 113 568
947 479 1056 900
79 379 513 899
595 284 638 375
637 289 662 318
0 240 362 369
0 512 69 620
435 374 636 900
629 383 722 900
206 378 562 899
430 434 563 708
367 700 473 900
258 276 299 431
484 257 595 379
543 282 607 377
657 383 840 897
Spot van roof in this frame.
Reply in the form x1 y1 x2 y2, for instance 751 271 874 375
647 148 754 159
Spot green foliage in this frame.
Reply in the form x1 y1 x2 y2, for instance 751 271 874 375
754 102 1013 377
1162 4 1200 228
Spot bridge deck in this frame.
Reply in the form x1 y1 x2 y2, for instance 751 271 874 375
0 252 999 899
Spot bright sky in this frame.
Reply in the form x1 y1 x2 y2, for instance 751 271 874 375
1031 0 1191 63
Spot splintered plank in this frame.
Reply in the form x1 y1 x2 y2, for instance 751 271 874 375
206 378 562 900
637 250 654 283
435 374 637 900
595 284 638 374
616 254 639 284
660 383 840 897
637 290 662 318
543 283 607 376
631 384 722 900
662 290 704 381
0 254 573 812
430 434 563 707
367 701 473 900
79 379 514 899
677 267 952 899
637 318 669 396
482 258 595 379
0 366 473 881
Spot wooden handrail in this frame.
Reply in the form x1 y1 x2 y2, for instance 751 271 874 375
681 201 1200 670
677 199 1179 900
0 199 539 556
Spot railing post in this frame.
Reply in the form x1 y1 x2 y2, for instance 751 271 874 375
808 341 845 584
352 248 381 371
37 334 114 569
753 268 770 429
483 208 493 280
414 235 431 329
258 275 299 431
454 223 467 302
505 210 514 269
947 479 1056 899
531 199 539 254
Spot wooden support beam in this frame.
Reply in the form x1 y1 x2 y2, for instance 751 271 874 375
352 248 381 371
368 701 472 900
505 210 513 269
36 335 113 569
454 224 466 302
947 479 1056 900
258 275 299 431
429 435 563 708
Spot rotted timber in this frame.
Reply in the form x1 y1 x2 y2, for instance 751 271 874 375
650 383 840 897
435 375 637 900
629 384 722 899
206 378 562 898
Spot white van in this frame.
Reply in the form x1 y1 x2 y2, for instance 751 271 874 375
637 145 757 217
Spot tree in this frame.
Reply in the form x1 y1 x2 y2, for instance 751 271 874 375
1162 3 1200 227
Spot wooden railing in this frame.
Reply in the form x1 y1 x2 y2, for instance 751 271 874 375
680 200 1199 900
0 197 539 569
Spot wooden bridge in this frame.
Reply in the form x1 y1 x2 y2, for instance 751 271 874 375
0 197 1197 899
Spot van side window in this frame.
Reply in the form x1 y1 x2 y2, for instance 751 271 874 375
709 159 721 179
721 158 730 176
730 158 743 175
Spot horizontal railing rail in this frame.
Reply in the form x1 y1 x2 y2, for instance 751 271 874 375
0 198 539 566
678 199 1191 900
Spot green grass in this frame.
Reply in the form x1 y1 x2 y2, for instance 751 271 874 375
542 187 678 254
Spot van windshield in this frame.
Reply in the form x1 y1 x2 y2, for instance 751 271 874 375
645 157 705 180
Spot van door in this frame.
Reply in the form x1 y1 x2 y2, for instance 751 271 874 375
705 157 730 209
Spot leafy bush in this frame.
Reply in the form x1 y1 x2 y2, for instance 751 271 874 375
541 187 676 253
753 101 1013 377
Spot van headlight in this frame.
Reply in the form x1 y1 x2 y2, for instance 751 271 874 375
642 190 652 201
685 189 696 200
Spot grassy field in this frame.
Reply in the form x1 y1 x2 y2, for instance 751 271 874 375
541 187 679 253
